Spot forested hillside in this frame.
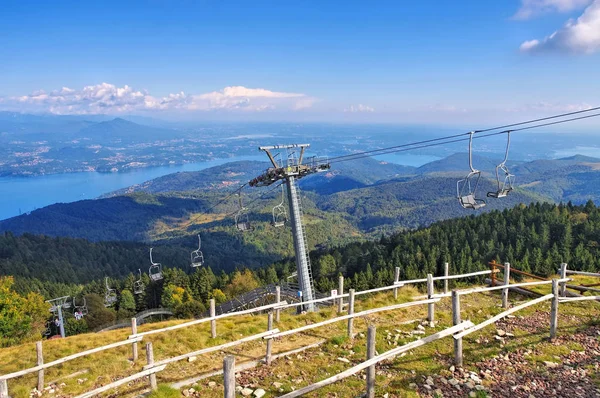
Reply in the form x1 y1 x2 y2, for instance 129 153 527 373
4 201 600 346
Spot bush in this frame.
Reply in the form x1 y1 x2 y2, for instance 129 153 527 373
174 300 206 319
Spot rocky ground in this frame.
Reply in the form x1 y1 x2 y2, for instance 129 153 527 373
417 311 600 398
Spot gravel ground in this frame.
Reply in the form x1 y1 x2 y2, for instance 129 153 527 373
417 311 600 398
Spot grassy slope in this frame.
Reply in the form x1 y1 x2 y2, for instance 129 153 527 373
1 276 598 398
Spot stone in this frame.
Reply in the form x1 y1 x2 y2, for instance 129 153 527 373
208 381 217 388
465 381 475 389
188 388 195 393
435 389 443 397
470 374 482 383
449 365 456 372
409 383 418 389
449 378 459 386
182 390 190 397
497 329 506 337
417 324 425 331
241 387 254 396
426 377 435 386
272 382 283 389
188 356 197 362
544 361 559 368
469 392 477 398
337 357 350 363
253 389 266 398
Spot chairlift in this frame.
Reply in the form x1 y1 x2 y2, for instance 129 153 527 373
191 234 204 267
234 192 254 232
272 184 287 227
133 268 145 294
487 131 515 199
43 321 52 336
457 132 486 210
149 248 164 282
73 296 88 318
104 277 117 307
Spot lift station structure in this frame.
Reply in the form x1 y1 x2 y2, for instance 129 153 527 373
249 144 330 312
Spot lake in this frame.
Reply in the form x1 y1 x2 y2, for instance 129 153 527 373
0 153 439 221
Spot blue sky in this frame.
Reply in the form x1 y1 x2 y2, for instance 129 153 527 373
1 0 599 124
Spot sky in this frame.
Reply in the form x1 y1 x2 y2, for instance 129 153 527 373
0 0 599 125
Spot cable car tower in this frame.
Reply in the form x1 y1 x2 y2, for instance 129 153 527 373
46 296 71 338
249 143 330 312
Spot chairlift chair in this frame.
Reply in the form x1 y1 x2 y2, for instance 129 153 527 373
133 268 145 294
234 192 254 232
104 277 117 307
73 296 88 317
457 132 486 210
191 234 205 267
148 248 164 282
487 131 515 199
272 184 287 227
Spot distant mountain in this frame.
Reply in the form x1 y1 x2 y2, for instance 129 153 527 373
104 157 415 197
415 153 505 174
4 153 600 246
77 118 178 143
103 161 270 197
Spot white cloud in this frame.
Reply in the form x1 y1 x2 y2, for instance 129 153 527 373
520 0 600 53
344 104 374 113
3 83 316 114
513 0 592 20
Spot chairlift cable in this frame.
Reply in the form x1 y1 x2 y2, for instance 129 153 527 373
474 106 600 133
329 112 600 165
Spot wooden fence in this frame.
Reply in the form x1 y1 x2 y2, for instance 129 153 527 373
2 262 588 398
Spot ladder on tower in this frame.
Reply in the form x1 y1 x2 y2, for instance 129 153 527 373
289 177 316 305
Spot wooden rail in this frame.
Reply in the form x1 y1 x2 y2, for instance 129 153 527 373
277 321 474 398
489 260 547 281
129 301 286 339
453 294 554 339
0 336 143 381
266 298 440 340
73 365 167 398
559 295 600 303
565 270 600 277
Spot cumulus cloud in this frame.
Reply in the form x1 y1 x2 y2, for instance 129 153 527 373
520 0 600 53
3 83 316 114
344 104 374 113
513 0 592 19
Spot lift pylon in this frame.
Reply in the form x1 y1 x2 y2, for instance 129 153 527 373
249 144 330 312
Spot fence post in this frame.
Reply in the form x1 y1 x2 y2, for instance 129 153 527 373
275 286 281 322
131 318 138 362
393 267 400 299
427 274 434 326
559 263 567 297
266 312 274 365
550 279 559 339
338 275 344 314
502 262 511 309
452 290 463 366
347 289 355 339
444 262 449 294
146 342 158 391
223 355 235 398
0 380 8 398
36 341 44 391
366 324 376 398
210 299 217 338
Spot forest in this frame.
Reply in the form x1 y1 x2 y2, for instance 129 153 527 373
2 200 599 346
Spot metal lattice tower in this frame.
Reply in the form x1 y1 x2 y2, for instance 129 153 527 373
46 296 71 338
249 144 330 312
